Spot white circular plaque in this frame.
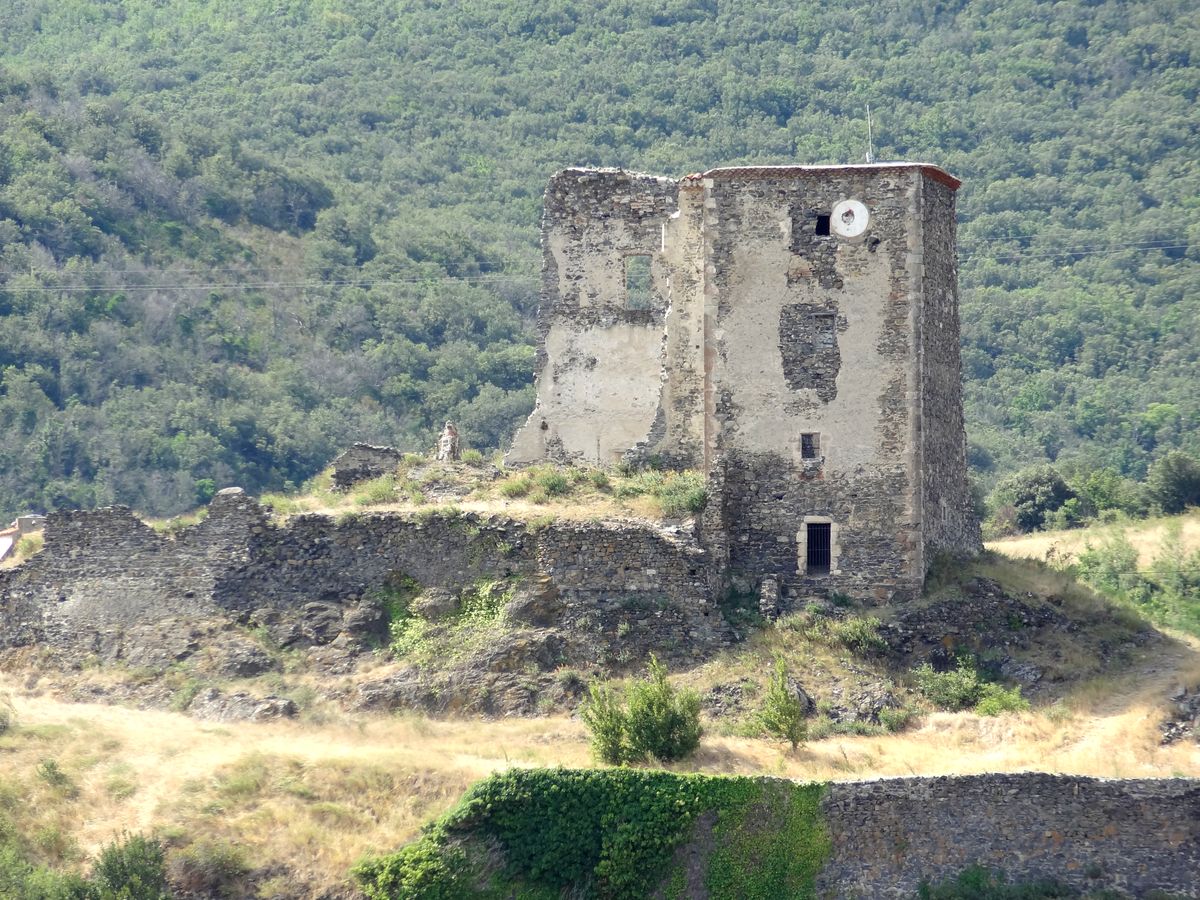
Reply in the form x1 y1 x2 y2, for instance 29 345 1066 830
831 199 869 238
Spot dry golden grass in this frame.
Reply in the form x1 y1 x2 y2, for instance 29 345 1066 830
255 462 700 525
3 635 1198 896
0 530 43 569
988 509 1200 567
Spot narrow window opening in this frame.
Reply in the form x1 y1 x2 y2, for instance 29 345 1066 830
815 214 831 236
624 255 653 310
806 523 831 575
800 433 820 459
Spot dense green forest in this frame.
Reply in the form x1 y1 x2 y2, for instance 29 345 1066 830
0 0 1196 517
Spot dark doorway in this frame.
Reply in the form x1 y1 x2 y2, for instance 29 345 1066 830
806 523 831 575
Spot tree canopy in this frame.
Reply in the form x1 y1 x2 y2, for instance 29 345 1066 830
0 0 1196 515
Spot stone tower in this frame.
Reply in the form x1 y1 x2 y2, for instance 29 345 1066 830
508 163 981 602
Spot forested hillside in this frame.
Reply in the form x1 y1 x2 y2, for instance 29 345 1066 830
0 0 1196 516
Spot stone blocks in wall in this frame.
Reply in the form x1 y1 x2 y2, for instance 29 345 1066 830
509 162 980 604
0 495 732 667
331 443 404 490
819 774 1200 898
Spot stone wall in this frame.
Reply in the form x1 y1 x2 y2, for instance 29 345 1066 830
507 169 686 465
0 494 730 666
819 773 1200 898
330 443 404 490
702 167 927 603
918 177 984 558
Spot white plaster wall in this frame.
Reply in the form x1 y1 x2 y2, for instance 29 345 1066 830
716 218 901 473
536 322 665 462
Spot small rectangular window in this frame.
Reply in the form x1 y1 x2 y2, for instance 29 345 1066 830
806 523 831 575
801 433 820 459
815 214 831 236
624 255 653 310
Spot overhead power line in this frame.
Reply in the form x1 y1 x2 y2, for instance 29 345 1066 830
0 238 1189 294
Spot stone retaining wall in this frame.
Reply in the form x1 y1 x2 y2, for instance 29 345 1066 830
0 493 730 663
819 773 1200 898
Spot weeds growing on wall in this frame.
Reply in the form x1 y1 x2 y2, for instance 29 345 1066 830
352 769 831 900
917 864 1102 898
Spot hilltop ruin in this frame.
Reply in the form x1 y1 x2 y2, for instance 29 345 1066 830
510 163 982 601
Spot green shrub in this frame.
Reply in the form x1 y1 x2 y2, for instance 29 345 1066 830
580 683 630 765
625 656 702 763
827 616 887 655
974 683 1030 717
580 657 702 764
918 864 1075 899
990 465 1075 533
354 474 397 506
459 448 484 465
656 472 707 517
533 468 571 497
911 662 982 711
498 475 533 498
758 657 807 750
92 833 170 899
1075 532 1140 595
588 470 611 491
878 705 918 733
911 661 1028 716
352 841 471 900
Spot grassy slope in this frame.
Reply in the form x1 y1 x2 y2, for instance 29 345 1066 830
989 508 1200 568
2 548 1198 896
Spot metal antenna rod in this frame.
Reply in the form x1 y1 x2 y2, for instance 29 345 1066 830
865 104 876 164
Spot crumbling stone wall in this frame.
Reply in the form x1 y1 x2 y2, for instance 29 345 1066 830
818 773 1200 897
330 443 403 490
507 169 684 465
0 497 730 666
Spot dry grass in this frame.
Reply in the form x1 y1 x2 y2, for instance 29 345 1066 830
254 461 704 525
0 530 43 569
3 634 1198 895
988 509 1200 567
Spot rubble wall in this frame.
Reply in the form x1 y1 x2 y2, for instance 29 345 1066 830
819 773 1200 898
0 497 730 664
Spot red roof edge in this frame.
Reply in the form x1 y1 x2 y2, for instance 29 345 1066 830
695 163 962 191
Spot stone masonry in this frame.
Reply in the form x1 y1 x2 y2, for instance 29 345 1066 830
818 773 1200 898
508 164 982 603
0 494 729 669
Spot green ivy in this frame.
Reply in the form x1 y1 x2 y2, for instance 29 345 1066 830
353 769 832 900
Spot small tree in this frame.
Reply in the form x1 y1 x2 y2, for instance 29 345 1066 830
626 655 702 763
579 683 629 765
991 465 1075 532
92 832 171 899
580 655 702 764
758 657 806 751
1146 451 1200 514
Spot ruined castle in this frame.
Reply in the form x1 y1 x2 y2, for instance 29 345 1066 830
509 163 981 601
